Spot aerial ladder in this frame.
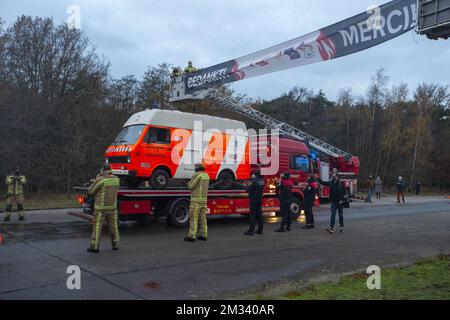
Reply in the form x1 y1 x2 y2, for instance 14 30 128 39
171 83 354 162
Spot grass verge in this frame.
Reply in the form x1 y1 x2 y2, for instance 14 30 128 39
282 255 450 300
1 193 79 211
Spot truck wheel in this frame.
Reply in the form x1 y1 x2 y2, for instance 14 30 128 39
217 171 235 190
290 197 303 220
150 169 170 189
168 198 190 228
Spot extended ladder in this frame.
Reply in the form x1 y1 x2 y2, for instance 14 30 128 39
206 88 353 161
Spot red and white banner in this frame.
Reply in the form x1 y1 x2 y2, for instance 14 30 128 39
185 0 417 93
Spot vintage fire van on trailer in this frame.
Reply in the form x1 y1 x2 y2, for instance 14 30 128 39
105 109 250 188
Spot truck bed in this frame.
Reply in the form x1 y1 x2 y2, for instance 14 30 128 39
73 186 276 199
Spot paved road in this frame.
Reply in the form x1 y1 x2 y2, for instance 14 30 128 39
0 196 449 300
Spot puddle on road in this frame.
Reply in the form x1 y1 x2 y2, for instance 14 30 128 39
0 214 285 242
1 222 89 241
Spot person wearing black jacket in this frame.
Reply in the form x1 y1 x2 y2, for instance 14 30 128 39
301 177 317 229
396 176 406 204
244 171 265 236
275 173 294 232
318 173 345 234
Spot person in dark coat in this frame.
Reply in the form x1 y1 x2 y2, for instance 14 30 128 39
396 176 406 204
301 177 317 229
365 176 374 203
375 177 383 199
244 171 265 236
275 173 294 232
415 181 421 196
318 173 346 234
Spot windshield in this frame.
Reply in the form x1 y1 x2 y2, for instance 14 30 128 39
111 125 145 146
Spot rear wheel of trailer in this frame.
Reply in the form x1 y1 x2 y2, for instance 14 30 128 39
167 198 190 228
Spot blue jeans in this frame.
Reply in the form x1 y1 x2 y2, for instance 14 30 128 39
330 202 344 229
367 189 372 202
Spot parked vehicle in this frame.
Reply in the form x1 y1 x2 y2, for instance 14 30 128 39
105 109 250 189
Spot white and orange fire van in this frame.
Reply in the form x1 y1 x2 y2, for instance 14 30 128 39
105 109 250 188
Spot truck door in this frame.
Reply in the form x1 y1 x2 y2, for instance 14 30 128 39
143 126 173 175
290 154 310 183
318 161 330 198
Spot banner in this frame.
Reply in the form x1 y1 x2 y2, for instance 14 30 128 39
185 0 417 93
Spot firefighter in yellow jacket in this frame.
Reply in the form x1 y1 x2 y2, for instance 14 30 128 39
185 164 210 242
3 166 27 222
87 163 121 253
184 61 198 74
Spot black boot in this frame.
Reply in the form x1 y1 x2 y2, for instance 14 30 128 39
275 226 285 233
184 237 196 242
243 230 254 236
197 236 207 241
87 247 99 253
4 205 12 222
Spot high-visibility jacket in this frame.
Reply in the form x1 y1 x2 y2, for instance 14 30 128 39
88 170 120 211
184 66 197 73
188 172 210 204
6 175 27 196
172 69 183 77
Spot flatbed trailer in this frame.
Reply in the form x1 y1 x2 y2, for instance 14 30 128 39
75 185 306 228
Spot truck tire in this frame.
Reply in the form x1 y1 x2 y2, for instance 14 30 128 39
168 198 190 228
289 197 303 220
150 169 170 189
217 170 235 190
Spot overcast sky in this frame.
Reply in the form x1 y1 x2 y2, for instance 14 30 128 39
1 0 449 101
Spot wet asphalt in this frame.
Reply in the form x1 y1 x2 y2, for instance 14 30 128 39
0 196 449 300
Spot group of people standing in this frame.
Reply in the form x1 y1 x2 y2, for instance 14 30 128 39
171 61 198 78
242 172 316 236
365 175 421 204
84 165 348 252
242 170 348 236
365 176 383 202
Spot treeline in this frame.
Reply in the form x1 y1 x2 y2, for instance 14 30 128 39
0 16 449 193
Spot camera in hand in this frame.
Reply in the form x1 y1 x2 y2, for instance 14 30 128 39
340 196 351 209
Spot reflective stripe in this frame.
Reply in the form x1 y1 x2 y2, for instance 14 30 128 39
111 210 120 244
92 212 103 250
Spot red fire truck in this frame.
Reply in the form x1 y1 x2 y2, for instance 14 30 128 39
76 136 309 226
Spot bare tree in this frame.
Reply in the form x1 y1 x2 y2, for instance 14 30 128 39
366 68 389 173
137 63 171 110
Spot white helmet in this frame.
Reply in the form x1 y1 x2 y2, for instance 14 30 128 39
398 176 403 181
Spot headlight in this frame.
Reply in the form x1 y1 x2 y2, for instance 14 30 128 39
127 156 131 163
105 158 109 163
